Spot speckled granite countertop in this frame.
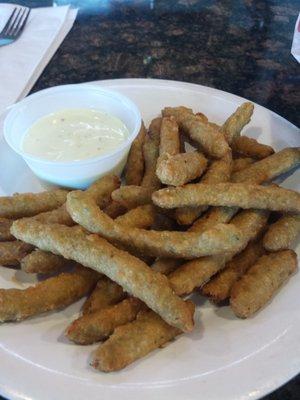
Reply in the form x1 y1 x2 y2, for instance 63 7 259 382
19 0 300 127
1 1 300 399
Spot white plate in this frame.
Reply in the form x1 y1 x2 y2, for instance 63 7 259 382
0 79 299 400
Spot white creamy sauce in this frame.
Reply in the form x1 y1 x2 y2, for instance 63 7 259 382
22 108 129 162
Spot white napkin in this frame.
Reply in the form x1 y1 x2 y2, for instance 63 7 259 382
291 13 300 63
0 4 78 116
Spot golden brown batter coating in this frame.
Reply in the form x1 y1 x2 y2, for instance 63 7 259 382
152 206 237 278
156 116 207 186
232 147 300 183
163 107 230 158
169 254 229 296
28 175 120 226
230 250 297 318
82 277 125 314
31 204 74 226
202 241 265 303
21 249 72 274
0 190 68 219
0 241 33 266
263 214 300 251
125 122 146 186
232 136 274 159
151 257 182 275
156 152 207 186
111 186 153 209
189 206 238 234
162 106 193 120
175 152 232 225
0 218 14 241
221 102 254 144
157 152 207 187
114 204 157 229
103 201 127 218
180 115 230 159
0 265 99 322
11 220 194 332
92 301 195 372
141 118 162 190
158 116 180 157
152 183 300 213
67 187 243 259
168 209 269 295
67 297 143 344
232 157 255 173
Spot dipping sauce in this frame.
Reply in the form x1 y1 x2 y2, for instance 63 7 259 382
22 108 129 162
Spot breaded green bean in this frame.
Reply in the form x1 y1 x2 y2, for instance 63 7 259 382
31 175 120 226
230 250 297 318
175 152 232 225
125 122 146 185
66 298 143 344
0 190 68 219
0 266 99 322
169 254 229 296
151 205 236 277
158 116 180 157
67 189 243 259
232 136 274 159
21 249 72 274
23 206 156 275
82 278 125 314
221 102 254 144
31 204 74 226
157 152 207 187
232 157 255 173
141 118 161 190
168 209 269 295
180 115 229 159
0 218 14 241
111 186 153 209
186 148 299 233
103 201 127 218
202 241 265 303
156 116 207 186
162 106 193 120
92 301 195 372
11 220 194 332
114 204 157 229
189 206 238 234
232 147 300 183
0 241 33 266
263 214 300 251
152 183 300 213
195 112 208 123
163 107 229 158
151 258 183 275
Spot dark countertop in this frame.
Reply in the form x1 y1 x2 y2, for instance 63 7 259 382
20 0 300 127
1 1 300 399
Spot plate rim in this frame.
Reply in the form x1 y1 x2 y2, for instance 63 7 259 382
91 77 299 130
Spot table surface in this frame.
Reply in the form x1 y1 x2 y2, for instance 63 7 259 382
1 0 300 399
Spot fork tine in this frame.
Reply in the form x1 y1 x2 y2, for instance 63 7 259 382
15 8 31 37
0 7 17 35
12 8 27 36
6 7 22 35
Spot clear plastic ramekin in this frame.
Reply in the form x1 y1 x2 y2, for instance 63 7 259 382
4 84 141 189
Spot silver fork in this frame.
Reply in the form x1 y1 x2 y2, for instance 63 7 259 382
0 7 31 47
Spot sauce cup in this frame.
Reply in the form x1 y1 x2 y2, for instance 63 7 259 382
3 84 141 189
